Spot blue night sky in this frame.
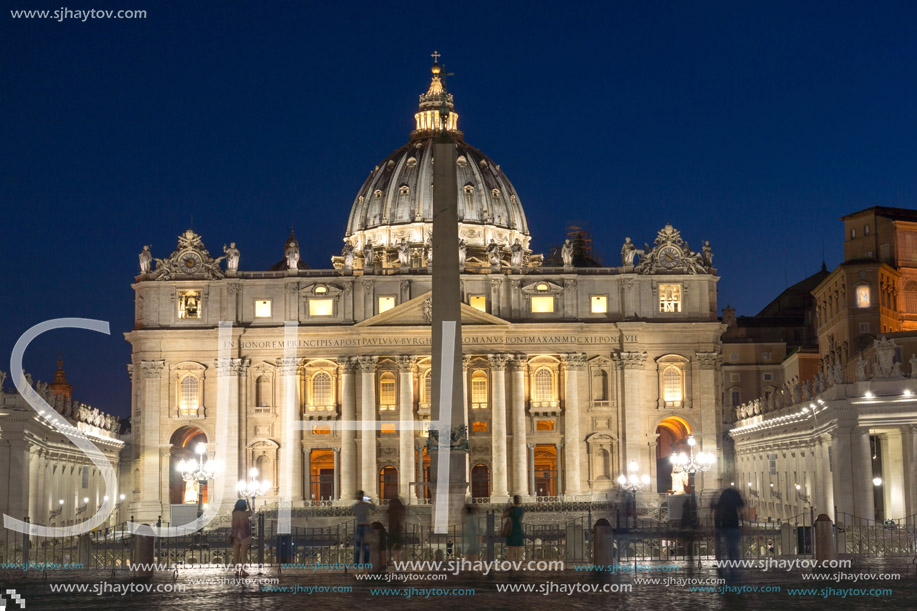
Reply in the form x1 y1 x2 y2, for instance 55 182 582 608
2 1 916 416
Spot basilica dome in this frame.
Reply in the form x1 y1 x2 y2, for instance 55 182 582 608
343 61 531 253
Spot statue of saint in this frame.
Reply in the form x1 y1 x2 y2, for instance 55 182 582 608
833 361 843 385
486 239 501 266
621 237 644 266
910 354 917 379
510 239 524 268
702 240 714 267
223 242 240 271
397 238 411 268
341 240 355 269
285 242 300 270
138 245 152 274
855 357 867 381
183 480 199 505
561 238 574 266
424 236 433 265
458 239 467 269
362 240 374 267
671 467 689 495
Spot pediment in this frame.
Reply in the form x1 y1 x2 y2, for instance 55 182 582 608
356 292 510 327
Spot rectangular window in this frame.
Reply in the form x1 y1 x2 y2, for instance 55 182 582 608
536 420 554 431
590 295 608 314
177 290 202 319
531 295 554 313
471 421 488 433
380 423 397 435
763 373 774 381
856 285 871 308
730 373 741 382
309 298 334 316
378 296 396 313
469 295 487 312
659 284 681 313
379 374 397 410
762 352 771 361
731 390 741 407
859 322 870 333
312 425 331 435
729 353 738 362
254 299 272 318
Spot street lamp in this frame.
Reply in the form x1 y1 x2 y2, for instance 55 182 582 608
49 498 64 524
177 442 220 517
669 436 716 508
75 497 90 516
617 461 651 528
237 467 271 512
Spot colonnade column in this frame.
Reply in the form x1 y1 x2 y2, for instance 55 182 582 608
527 444 536 497
881 430 906 520
397 356 416 501
339 358 356 501
615 351 648 470
278 356 302 507
332 448 341 501
358 356 379 499
853 428 875 521
561 353 585 497
138 360 164 520
831 430 853 518
488 354 510 502
904 426 917 520
509 355 528 497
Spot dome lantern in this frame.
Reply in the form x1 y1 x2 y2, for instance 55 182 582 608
415 51 459 133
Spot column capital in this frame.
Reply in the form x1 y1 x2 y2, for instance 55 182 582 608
232 357 251 377
612 351 647 370
338 357 358 373
126 364 134 382
560 353 588 370
695 351 720 370
141 360 165 379
462 355 471 370
508 354 528 371
488 353 511 371
227 283 243 295
332 447 341 455
396 355 416 372
527 443 536 449
356 355 378 373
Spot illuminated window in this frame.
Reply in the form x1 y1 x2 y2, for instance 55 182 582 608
177 290 202 319
422 370 432 405
659 284 682 313
378 296 396 313
531 296 554 313
850 228 856 239
254 299 272 318
471 421 488 433
311 372 332 407
469 295 487 312
864 224 870 236
179 376 199 415
591 295 607 314
380 423 397 435
471 370 488 408
312 425 331 435
856 285 870 308
536 283 548 291
536 420 554 431
533 368 554 403
314 285 328 294
662 366 683 407
309 298 334 316
379 372 396 410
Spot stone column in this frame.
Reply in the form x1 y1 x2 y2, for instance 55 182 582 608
138 360 164 520
26 445 40 522
695 352 720 492
397 356 416 501
853 428 875 521
903 426 917 520
615 351 648 469
831 429 854 518
332 448 341 500
554 441 563 497
358 356 378 499
488 354 510 502
304 448 312 502
881 431 906 520
509 355 528 497
214 357 243 513
561 353 585 497
277 356 303 507
339 358 356 501
527 444 536 496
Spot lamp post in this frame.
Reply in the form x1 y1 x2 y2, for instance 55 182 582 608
49 498 64 525
177 442 220 518
617 461 651 529
669 436 716 512
237 467 271 512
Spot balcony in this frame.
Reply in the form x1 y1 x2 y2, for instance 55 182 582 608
303 405 337 421
529 400 560 416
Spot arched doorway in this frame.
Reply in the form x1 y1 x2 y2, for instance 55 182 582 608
534 445 558 497
310 449 334 501
379 466 398 501
655 417 691 494
421 447 431 500
471 464 490 499
169 427 207 505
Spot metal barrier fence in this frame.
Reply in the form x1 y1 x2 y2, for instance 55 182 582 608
835 513 917 557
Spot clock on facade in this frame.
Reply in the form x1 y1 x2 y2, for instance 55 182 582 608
658 245 681 269
179 250 203 274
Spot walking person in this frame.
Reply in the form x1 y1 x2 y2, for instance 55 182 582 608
503 495 524 562
230 499 253 576
462 504 481 562
353 491 375 570
714 487 745 583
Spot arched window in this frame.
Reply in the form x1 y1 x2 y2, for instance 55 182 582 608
379 466 397 500
663 366 683 407
179 376 199 415
422 370 432 405
380 372 396 410
533 368 554 403
471 370 488 408
311 372 332 407
255 375 271 408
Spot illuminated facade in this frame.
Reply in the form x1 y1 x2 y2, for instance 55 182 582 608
125 60 725 521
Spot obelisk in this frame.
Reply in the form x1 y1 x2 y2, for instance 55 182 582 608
430 73 468 531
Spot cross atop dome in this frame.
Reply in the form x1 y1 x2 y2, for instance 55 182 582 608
431 50 441 64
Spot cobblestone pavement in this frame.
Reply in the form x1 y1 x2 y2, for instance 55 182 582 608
2 558 915 610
